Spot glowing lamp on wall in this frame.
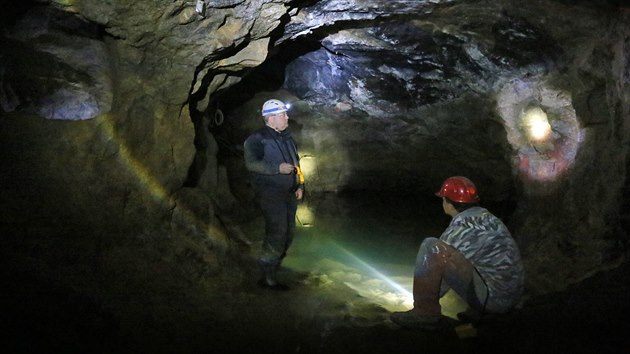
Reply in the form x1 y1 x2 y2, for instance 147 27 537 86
296 204 314 227
299 154 316 177
497 80 583 187
522 107 552 142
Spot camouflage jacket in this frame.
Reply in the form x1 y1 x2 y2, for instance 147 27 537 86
440 206 524 312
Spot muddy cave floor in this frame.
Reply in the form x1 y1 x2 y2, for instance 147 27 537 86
2 192 630 354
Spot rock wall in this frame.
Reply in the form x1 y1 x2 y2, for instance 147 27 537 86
512 10 630 294
1 0 290 246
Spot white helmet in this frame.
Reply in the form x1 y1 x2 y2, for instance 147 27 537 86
261 99 289 117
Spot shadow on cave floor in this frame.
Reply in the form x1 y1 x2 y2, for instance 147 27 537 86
2 191 629 354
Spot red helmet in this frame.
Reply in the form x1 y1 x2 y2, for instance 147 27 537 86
435 176 480 203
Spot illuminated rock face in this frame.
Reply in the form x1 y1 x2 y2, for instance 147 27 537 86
0 0 629 298
221 1 630 295
1 6 112 120
283 16 556 112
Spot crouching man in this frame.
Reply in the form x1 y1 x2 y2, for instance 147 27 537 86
391 176 524 329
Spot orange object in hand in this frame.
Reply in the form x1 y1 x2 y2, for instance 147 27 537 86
295 166 305 184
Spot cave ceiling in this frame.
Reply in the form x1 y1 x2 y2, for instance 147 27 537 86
1 0 616 118
218 0 562 112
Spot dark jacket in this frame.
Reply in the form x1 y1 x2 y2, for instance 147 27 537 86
243 126 303 192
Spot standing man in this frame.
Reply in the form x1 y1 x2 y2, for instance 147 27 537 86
391 176 524 328
244 99 304 290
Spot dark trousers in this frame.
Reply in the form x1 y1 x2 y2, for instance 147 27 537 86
257 187 297 269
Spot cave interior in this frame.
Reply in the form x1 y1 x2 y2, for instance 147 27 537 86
1 0 630 353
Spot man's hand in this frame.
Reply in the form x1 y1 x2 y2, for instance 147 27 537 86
279 163 295 174
295 188 303 200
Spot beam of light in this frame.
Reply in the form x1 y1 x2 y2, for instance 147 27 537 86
100 115 170 203
286 228 469 316
98 114 231 249
334 243 412 299
309 241 414 311
331 241 469 318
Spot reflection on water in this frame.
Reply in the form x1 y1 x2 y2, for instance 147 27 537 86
284 192 468 318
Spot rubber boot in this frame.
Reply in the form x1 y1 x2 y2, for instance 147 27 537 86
391 275 444 328
411 273 442 316
391 238 445 328
263 264 278 287
257 262 289 290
